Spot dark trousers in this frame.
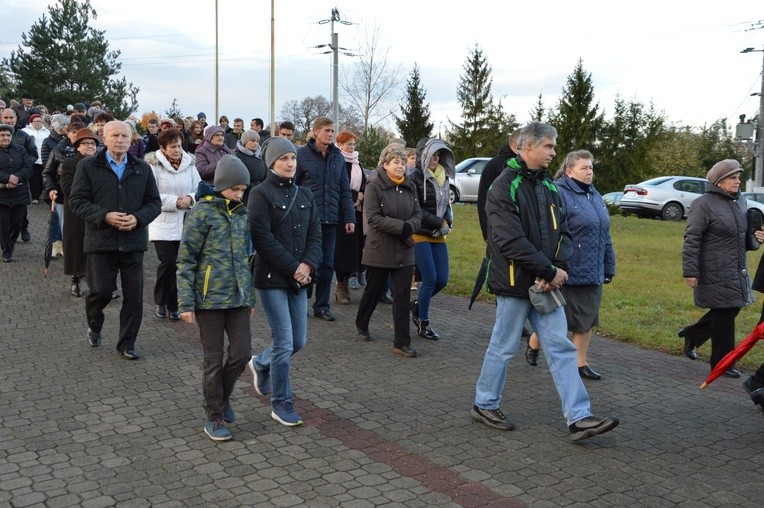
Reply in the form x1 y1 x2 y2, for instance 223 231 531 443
0 204 25 258
196 308 252 420
85 251 145 352
30 164 43 201
355 265 414 348
313 224 336 313
153 241 180 312
683 307 740 367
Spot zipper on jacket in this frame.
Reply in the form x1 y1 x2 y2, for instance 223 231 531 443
509 259 515 287
549 204 558 230
202 265 212 301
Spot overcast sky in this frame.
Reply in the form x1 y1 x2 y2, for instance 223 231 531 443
2 0 763 136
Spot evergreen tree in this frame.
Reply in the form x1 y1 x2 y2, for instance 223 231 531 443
394 64 433 145
164 98 183 119
357 127 388 169
0 67 15 102
529 93 546 122
4 0 138 117
446 44 515 161
547 59 603 167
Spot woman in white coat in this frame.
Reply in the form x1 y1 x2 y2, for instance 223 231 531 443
146 128 201 320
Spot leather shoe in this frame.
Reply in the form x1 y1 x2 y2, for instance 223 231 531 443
417 321 439 340
750 387 764 407
722 367 741 379
743 376 763 395
121 349 140 360
21 229 30 242
357 329 372 341
393 346 417 357
409 300 419 327
314 310 336 322
679 329 697 361
87 329 101 347
578 365 602 380
525 344 539 366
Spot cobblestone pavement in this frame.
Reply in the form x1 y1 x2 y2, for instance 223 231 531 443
0 203 762 507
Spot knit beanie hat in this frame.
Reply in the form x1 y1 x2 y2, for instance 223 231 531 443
197 112 206 120
203 125 225 143
240 130 260 145
706 159 743 186
214 154 250 191
50 114 70 133
262 137 296 169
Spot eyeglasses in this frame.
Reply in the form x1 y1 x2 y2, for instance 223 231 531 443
79 141 97 147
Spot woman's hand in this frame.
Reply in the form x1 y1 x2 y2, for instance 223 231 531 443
294 262 312 285
755 229 764 244
49 189 58 201
684 277 698 288
181 311 195 324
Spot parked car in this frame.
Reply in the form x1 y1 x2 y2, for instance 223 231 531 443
451 157 490 203
602 192 623 206
742 192 764 205
620 176 708 220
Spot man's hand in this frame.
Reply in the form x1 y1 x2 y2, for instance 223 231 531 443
181 311 195 324
104 212 138 231
547 268 568 289
345 223 355 234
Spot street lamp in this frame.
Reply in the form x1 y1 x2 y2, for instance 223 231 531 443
742 47 764 187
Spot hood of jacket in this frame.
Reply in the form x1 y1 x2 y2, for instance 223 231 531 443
416 138 455 180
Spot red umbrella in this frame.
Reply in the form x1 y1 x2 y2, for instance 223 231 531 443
700 321 764 389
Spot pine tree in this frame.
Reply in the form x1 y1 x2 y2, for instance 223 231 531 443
529 93 546 122
165 98 183 119
394 64 433 145
446 44 515 161
4 0 138 117
547 59 603 166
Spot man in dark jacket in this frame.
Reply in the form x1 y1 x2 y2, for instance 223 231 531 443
69 120 161 359
477 128 522 241
295 116 355 321
0 124 33 262
2 108 37 242
471 121 619 442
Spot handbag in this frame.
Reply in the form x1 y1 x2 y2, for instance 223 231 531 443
746 208 763 251
528 281 566 314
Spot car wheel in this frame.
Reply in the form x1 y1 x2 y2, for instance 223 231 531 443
661 202 683 221
449 186 459 204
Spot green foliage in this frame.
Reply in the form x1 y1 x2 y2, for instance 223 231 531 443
164 98 183 119
4 0 138 117
357 127 387 169
0 66 15 101
446 206 764 369
395 64 433 145
529 93 545 122
446 44 517 161
547 59 603 169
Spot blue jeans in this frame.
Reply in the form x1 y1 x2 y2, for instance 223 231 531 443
254 288 308 405
474 296 592 425
414 242 449 321
313 224 336 313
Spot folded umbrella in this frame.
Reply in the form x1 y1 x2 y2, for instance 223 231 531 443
43 200 58 277
468 256 488 310
700 321 764 389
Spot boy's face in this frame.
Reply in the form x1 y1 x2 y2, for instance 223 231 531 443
220 184 247 202
148 123 158 134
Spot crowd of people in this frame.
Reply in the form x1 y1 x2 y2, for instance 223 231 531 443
2 93 763 444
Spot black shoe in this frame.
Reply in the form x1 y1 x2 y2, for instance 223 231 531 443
471 405 515 431
379 291 393 304
393 346 417 357
723 367 741 379
743 376 764 395
356 329 372 341
578 365 602 380
168 311 181 321
679 329 697 360
155 305 167 319
569 415 619 441
87 329 101 348
121 349 140 360
314 310 336 321
71 281 82 297
416 321 439 340
21 229 30 242
409 300 419 327
525 336 539 366
2 256 12 263
750 387 764 407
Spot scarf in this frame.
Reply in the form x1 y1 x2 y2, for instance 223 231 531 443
428 163 446 187
162 151 182 170
389 173 405 186
340 147 363 192
236 140 254 156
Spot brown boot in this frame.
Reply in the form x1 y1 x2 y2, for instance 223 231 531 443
335 281 350 304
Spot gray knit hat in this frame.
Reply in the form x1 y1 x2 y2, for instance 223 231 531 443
707 159 743 186
240 129 260 145
214 154 250 191
262 137 296 169
50 114 70 133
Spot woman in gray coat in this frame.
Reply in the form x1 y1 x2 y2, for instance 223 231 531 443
680 159 764 377
354 145 422 356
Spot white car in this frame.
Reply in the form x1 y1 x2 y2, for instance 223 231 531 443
620 176 708 220
451 157 490 203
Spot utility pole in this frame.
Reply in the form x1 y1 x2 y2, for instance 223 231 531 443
315 8 352 129
270 0 275 132
742 46 764 188
215 0 219 123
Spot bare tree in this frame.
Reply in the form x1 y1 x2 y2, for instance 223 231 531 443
341 25 401 132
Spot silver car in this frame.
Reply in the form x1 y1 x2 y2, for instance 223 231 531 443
620 176 708 220
451 157 490 203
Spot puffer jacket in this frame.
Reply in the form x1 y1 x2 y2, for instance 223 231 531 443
682 184 754 309
42 137 76 204
0 142 33 206
361 168 422 269
296 138 354 225
412 139 455 236
248 170 322 290
485 157 572 298
68 150 161 253
555 174 615 285
176 182 255 312
146 150 201 242
194 126 233 183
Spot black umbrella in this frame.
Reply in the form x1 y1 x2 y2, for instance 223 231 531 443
43 200 58 277
468 256 488 310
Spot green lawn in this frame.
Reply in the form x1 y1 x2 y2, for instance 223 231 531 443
446 204 764 370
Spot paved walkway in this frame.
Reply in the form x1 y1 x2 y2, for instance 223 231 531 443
0 203 762 507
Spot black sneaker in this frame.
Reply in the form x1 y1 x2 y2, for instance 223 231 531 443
471 405 515 431
21 229 30 242
569 415 619 441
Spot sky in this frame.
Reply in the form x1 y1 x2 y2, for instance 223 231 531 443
1 0 763 137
